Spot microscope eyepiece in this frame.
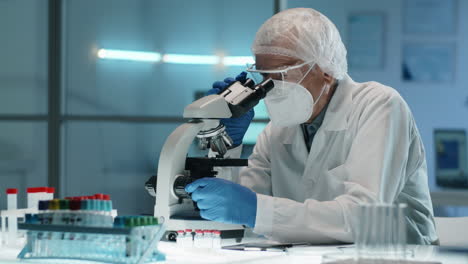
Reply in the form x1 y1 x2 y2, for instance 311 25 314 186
242 78 255 88
219 78 275 118
254 78 274 99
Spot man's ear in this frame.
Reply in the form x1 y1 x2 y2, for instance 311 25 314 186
323 72 334 85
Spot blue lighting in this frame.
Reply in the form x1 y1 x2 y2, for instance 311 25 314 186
97 49 161 62
162 54 220 65
222 56 255 66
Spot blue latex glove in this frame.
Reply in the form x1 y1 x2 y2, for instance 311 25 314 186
207 72 255 147
185 177 257 228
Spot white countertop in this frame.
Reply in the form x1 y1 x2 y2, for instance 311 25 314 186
1 242 468 264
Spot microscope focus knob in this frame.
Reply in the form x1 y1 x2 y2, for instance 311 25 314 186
173 175 194 199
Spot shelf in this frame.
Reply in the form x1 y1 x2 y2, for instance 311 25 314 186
431 191 468 206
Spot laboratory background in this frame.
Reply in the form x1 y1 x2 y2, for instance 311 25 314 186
1 0 468 232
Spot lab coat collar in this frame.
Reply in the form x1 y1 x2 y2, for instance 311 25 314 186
321 73 354 132
280 74 354 145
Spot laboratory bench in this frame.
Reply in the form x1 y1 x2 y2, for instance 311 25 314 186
1 240 468 264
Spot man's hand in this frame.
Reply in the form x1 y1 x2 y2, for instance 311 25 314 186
185 177 257 228
206 72 255 147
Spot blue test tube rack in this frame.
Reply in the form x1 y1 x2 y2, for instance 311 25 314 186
17 222 166 264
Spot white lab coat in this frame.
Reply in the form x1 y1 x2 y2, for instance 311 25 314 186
217 74 438 245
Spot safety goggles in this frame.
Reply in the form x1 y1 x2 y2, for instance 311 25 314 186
246 61 315 96
246 60 313 81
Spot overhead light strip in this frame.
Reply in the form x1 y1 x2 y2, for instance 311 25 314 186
222 56 255 66
162 54 219 65
97 49 253 66
97 49 161 62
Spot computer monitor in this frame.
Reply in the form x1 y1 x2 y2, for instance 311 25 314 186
435 129 468 188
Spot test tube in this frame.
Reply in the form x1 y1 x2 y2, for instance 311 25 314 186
46 187 55 200
94 193 104 227
27 187 47 209
355 203 408 260
69 199 81 226
35 200 49 256
103 194 113 227
27 187 36 209
6 188 18 245
396 204 407 257
1 212 5 245
80 199 89 226
38 187 48 204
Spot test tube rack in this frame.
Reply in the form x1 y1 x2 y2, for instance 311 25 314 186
17 223 166 264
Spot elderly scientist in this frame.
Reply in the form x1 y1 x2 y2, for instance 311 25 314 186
185 8 438 245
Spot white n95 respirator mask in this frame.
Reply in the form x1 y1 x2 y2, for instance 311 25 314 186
265 80 314 127
264 67 328 127
247 61 328 127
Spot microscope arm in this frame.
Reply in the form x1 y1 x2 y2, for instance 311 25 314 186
155 120 207 220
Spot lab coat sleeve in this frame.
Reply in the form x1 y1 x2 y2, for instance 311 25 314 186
253 91 414 243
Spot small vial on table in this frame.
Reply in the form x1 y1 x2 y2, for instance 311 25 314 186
185 229 193 248
204 230 213 248
176 230 184 247
212 230 221 249
194 229 203 248
6 188 18 245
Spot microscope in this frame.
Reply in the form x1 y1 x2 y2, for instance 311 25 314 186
153 77 273 240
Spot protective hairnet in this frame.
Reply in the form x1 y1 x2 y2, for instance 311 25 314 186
251 8 348 80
